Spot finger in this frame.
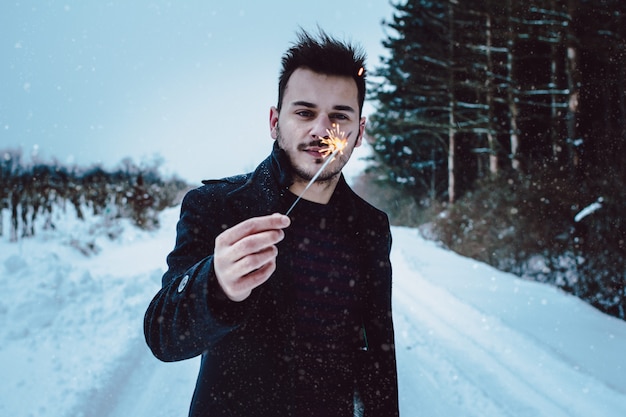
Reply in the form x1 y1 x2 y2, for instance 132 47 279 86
215 229 283 278
229 244 278 279
217 213 290 246
227 261 277 302
214 243 278 297
229 229 285 262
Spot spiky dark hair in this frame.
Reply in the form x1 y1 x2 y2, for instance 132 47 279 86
277 29 367 115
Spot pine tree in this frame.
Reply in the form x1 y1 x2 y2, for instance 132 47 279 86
368 0 453 204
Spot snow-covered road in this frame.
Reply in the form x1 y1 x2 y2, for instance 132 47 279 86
391 229 626 416
1 209 625 416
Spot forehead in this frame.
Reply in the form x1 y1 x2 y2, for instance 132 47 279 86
283 68 359 108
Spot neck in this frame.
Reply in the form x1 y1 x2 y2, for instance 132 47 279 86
289 175 340 205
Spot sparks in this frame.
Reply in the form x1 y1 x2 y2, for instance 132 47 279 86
285 123 348 216
319 123 348 159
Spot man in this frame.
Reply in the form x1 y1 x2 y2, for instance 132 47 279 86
144 29 399 417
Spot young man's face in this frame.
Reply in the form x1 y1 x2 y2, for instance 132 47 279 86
269 67 364 185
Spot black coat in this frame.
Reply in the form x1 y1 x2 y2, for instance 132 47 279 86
144 145 399 416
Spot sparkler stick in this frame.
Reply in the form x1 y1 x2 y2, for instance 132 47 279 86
285 124 348 216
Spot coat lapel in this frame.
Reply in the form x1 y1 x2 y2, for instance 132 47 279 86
224 144 293 219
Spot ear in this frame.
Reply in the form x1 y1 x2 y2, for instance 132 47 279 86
355 117 366 148
269 107 279 140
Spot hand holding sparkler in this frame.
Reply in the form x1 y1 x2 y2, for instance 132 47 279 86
285 124 348 216
214 213 291 302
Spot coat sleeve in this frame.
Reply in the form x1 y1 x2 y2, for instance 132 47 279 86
143 186 257 362
357 212 400 416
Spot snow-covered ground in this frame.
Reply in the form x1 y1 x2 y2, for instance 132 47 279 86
1 206 625 416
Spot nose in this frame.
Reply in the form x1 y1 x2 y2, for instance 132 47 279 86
311 115 333 139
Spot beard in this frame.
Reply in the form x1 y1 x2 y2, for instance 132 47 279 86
275 126 350 184
293 158 341 184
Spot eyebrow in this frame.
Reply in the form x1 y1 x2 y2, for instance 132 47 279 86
291 101 356 113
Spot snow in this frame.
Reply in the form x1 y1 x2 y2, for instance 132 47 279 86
1 207 625 416
574 198 603 223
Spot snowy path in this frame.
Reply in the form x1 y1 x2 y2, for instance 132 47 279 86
77 228 626 417
2 210 625 416
391 228 626 416
79 342 199 417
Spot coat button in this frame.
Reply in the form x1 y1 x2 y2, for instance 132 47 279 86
177 275 189 293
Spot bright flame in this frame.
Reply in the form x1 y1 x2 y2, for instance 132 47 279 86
319 123 348 159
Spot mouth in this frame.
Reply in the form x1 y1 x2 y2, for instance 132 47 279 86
300 141 330 159
304 147 327 158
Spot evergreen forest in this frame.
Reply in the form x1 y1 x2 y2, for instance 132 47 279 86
357 0 626 319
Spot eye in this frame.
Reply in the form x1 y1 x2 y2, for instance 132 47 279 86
296 110 314 118
330 113 350 121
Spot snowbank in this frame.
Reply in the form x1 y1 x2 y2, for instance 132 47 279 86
1 208 625 416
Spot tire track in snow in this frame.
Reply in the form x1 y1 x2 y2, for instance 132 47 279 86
101 343 199 417
392 244 626 417
70 335 199 417
394 301 511 417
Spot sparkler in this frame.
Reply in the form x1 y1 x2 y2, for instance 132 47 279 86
285 124 348 216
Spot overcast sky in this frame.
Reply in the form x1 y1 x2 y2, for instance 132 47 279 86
1 1 394 183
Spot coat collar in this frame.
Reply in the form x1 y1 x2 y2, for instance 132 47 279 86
224 142 293 216
223 142 358 220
